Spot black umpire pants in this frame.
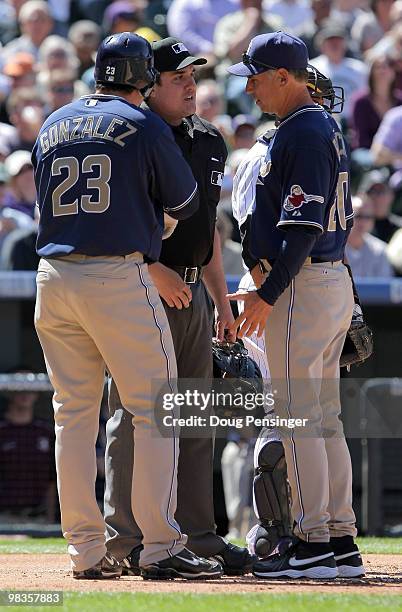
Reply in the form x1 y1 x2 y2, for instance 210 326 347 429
104 280 227 559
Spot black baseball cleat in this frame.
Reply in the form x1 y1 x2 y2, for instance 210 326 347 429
72 554 122 579
140 547 223 580
212 542 256 575
253 538 339 579
120 544 143 576
330 536 365 578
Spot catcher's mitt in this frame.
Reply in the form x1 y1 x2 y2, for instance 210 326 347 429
212 339 263 418
340 260 374 370
340 304 374 369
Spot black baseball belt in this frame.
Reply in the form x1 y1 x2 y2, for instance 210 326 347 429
169 265 203 284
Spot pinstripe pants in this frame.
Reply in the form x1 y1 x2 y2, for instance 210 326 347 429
265 261 357 542
34 254 186 570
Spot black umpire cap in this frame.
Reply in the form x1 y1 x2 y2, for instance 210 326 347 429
151 37 207 72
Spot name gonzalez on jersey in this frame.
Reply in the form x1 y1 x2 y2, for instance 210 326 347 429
39 114 137 154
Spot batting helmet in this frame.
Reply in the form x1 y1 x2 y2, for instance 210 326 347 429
307 66 345 114
94 32 158 96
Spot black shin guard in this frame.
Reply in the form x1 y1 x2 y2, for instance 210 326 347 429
253 441 292 557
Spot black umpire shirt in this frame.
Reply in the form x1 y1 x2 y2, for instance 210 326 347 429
159 114 227 267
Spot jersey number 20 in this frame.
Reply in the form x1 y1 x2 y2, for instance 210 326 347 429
51 154 111 216
327 171 348 232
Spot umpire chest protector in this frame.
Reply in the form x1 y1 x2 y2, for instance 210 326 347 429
159 115 227 267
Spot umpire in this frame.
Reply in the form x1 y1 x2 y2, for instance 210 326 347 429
104 37 254 575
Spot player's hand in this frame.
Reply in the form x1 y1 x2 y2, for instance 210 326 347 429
250 263 267 289
227 290 272 338
149 262 192 309
215 302 236 343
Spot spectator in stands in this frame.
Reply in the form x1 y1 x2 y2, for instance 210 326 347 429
351 0 394 55
3 1 54 62
359 169 402 243
39 69 88 116
167 0 239 57
46 0 71 36
37 35 79 74
0 368 56 521
264 0 313 32
310 20 368 122
0 1 18 46
102 1 160 42
3 53 37 91
365 8 402 66
0 88 46 154
0 162 36 258
346 194 394 277
295 0 332 59
231 115 257 151
330 0 364 31
102 1 143 35
351 55 401 151
214 0 280 113
4 150 36 220
214 0 281 69
195 79 232 138
371 104 402 168
2 222 39 271
68 20 101 78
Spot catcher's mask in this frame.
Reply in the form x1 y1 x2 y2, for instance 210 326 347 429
307 66 345 114
212 339 263 396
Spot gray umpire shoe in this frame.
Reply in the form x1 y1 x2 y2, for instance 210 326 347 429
253 538 339 580
330 536 365 578
140 547 224 580
72 554 122 579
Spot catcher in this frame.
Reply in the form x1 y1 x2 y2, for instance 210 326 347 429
232 66 372 574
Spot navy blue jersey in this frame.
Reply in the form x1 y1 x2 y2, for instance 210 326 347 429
33 94 198 259
250 105 353 262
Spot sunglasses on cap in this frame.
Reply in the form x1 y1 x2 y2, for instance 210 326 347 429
242 53 279 72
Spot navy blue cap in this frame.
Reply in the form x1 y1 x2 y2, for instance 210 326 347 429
228 31 309 77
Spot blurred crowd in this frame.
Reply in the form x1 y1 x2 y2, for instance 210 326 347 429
2 0 402 533
0 0 402 277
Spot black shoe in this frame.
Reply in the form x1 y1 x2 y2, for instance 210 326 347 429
330 536 365 578
253 538 338 580
212 542 256 576
73 554 122 579
121 544 143 576
140 547 223 580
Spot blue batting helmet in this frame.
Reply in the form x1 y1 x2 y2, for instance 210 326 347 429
94 32 158 95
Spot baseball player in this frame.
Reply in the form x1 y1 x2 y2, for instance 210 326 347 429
233 69 349 561
103 37 254 576
227 32 364 579
33 32 223 580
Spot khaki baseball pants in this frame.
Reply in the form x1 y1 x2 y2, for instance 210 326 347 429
265 261 357 542
34 253 186 571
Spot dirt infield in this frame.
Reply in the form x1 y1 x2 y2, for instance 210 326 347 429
0 554 401 594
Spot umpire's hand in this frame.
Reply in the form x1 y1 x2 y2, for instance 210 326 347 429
227 290 272 338
149 262 192 309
